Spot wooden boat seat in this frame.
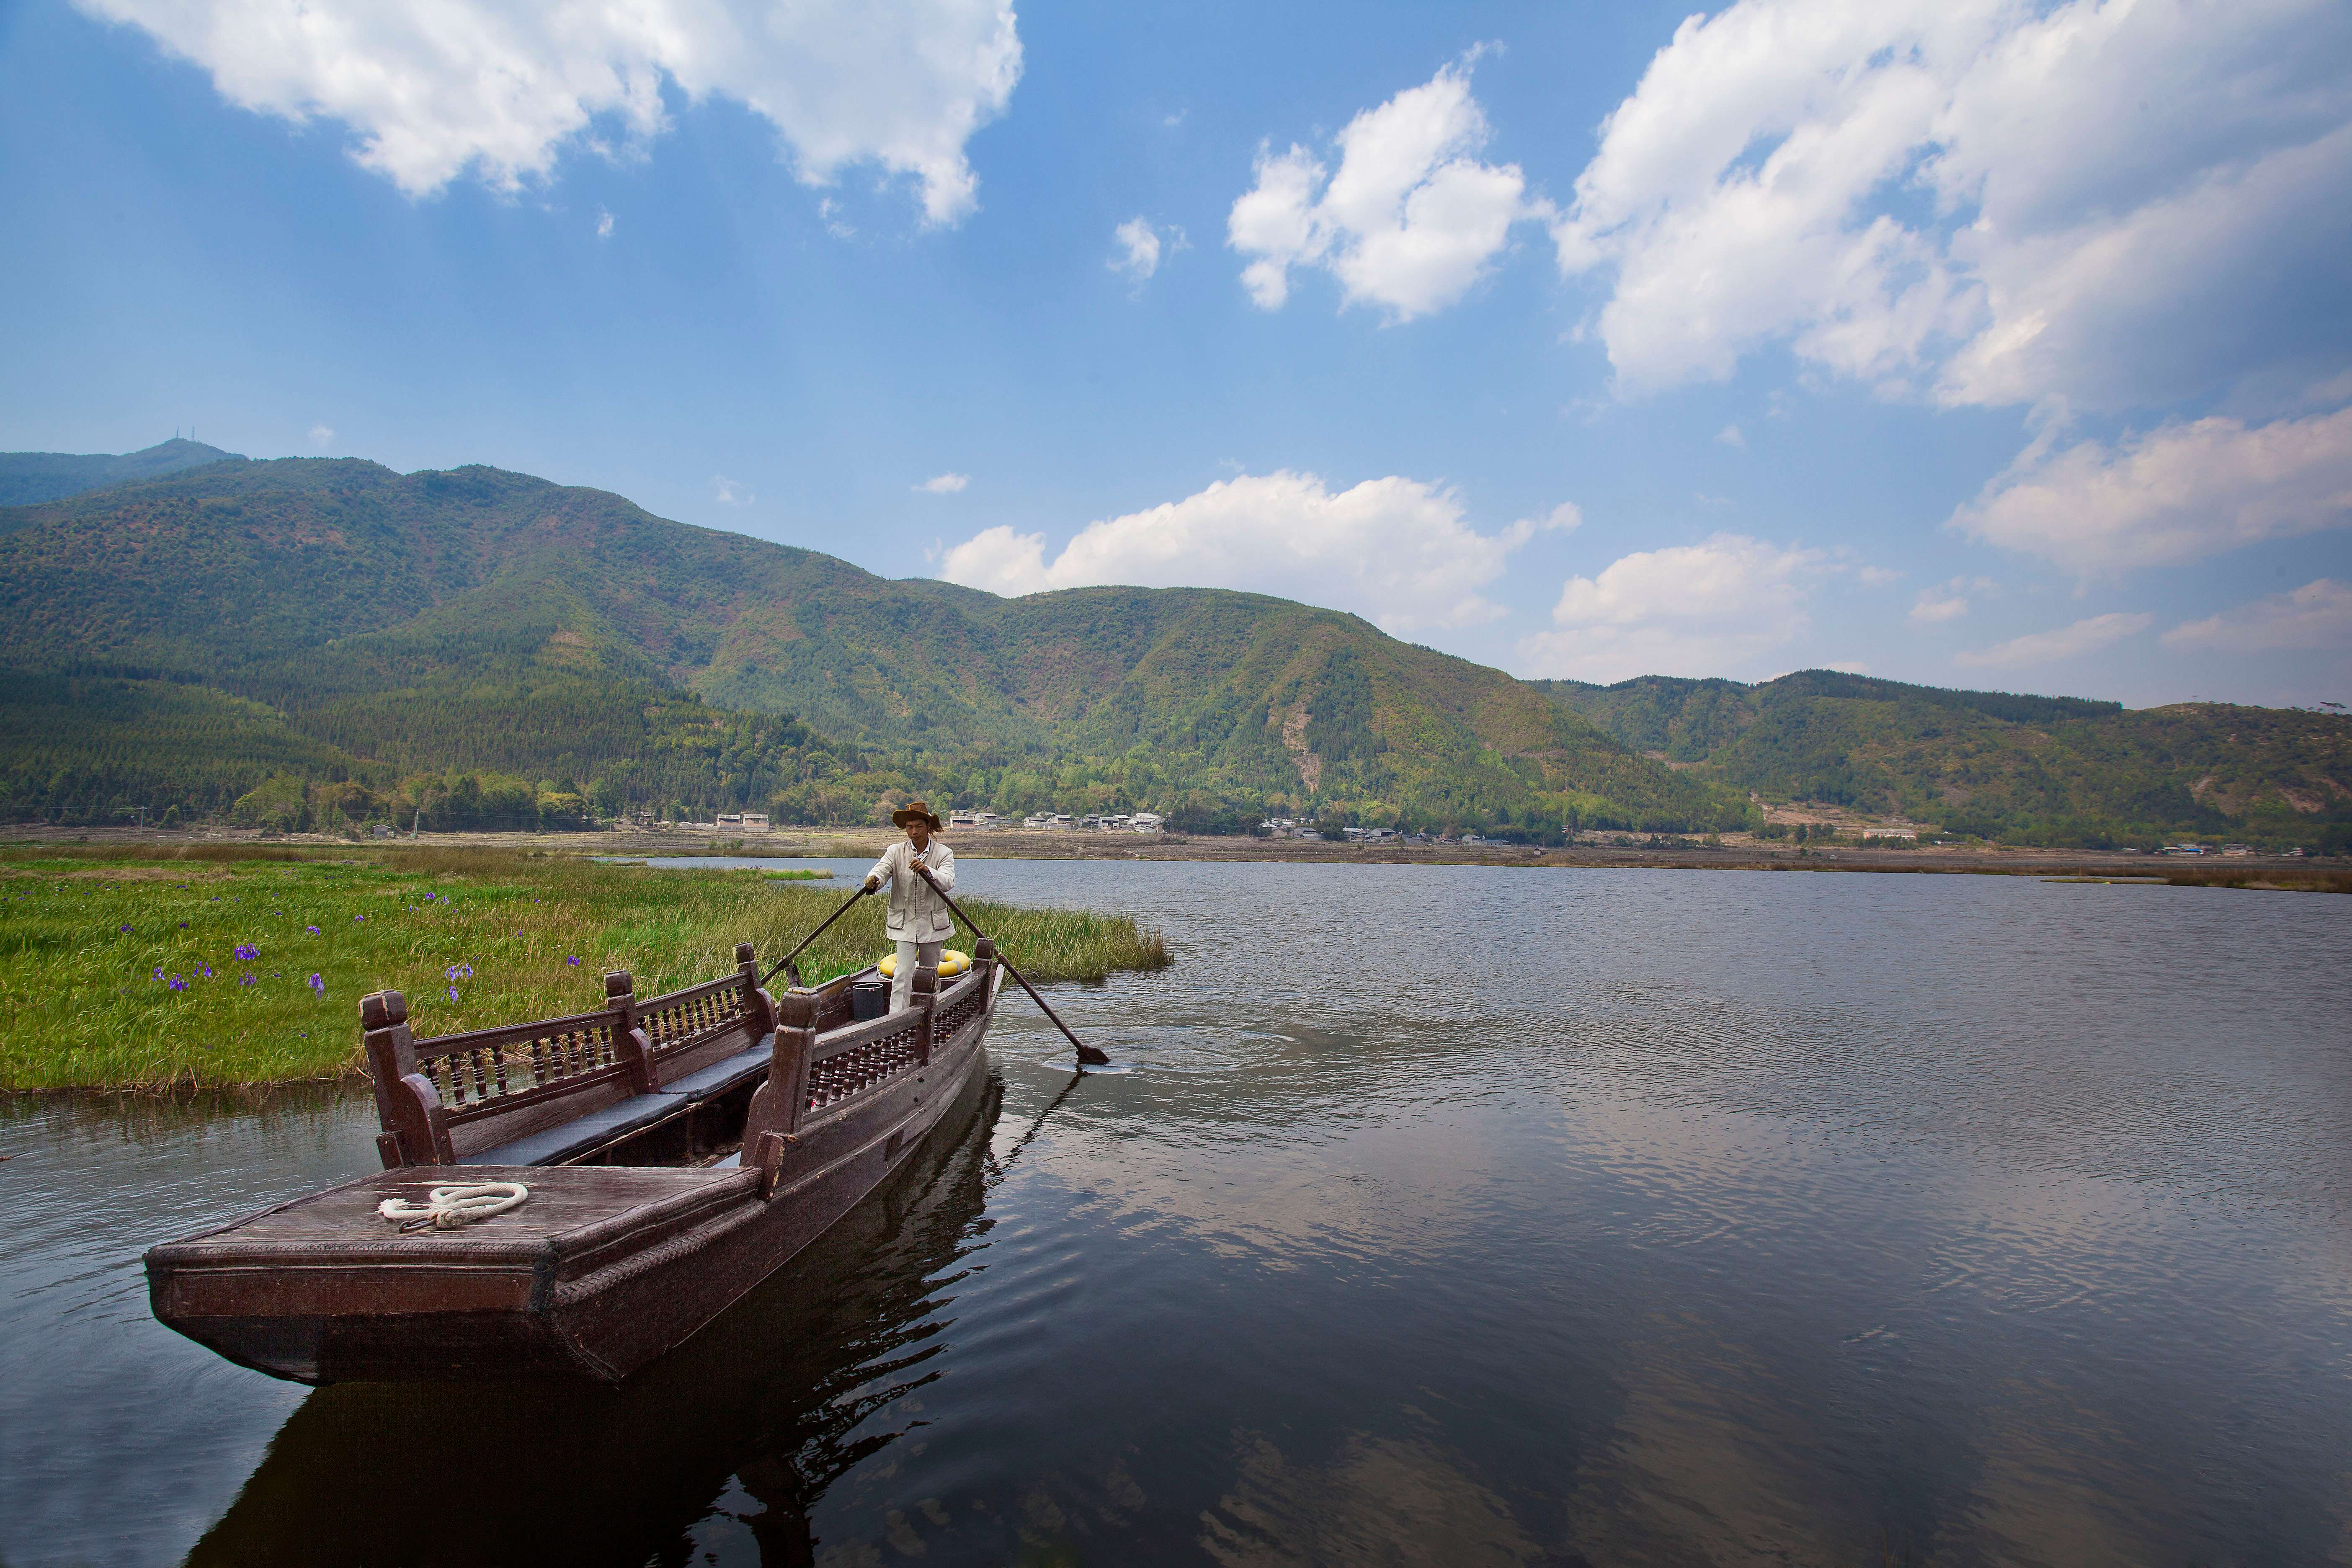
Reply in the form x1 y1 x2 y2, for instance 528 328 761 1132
459 1035 778 1167
652 1038 777 1101
361 952 784 1170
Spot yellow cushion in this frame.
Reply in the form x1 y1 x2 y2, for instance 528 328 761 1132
877 949 970 980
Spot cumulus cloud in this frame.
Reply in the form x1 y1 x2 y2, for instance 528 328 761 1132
1111 218 1162 283
596 208 614 239
1228 61 1549 320
1715 423 1745 449
915 472 968 494
1955 611 2152 669
307 423 334 448
1552 0 2352 407
79 0 1022 223
937 471 1572 633
1110 217 1185 286
1952 405 2352 574
711 474 752 505
2162 579 2352 654
1514 533 1832 683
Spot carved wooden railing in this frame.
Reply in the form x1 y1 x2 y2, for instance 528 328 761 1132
361 983 645 1166
804 1013 926 1111
362 944 776 1168
634 945 776 1080
743 939 998 1195
367 938 995 1175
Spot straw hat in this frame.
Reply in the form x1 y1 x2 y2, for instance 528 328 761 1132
891 799 943 830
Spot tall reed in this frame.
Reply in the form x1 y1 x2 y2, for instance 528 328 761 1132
0 847 1168 1092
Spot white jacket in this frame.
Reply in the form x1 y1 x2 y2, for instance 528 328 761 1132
867 839 956 942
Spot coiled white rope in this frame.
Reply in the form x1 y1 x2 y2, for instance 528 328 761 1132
378 1181 530 1232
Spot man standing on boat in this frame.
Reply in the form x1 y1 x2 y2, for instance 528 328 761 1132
864 800 955 1014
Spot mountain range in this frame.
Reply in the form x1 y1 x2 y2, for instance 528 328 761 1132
0 446 2342 849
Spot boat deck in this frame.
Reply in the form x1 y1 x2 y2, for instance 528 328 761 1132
157 1166 755 1269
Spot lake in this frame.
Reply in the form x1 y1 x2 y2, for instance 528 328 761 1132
4 861 2347 1566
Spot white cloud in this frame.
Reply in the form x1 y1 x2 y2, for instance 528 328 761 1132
1228 61 1549 320
596 207 614 239
1955 611 2152 669
1111 218 1162 284
80 0 1022 224
1953 405 2352 573
1715 423 1745 449
2163 579 2352 654
1107 216 1191 288
937 471 1570 633
306 423 333 448
1552 0 2352 407
1910 587 1970 624
915 472 968 494
1857 565 1903 586
711 474 752 505
1514 533 1832 683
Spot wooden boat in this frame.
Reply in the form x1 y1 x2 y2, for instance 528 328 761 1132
145 940 1002 1384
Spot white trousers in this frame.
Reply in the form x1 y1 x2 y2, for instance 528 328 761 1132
890 940 942 1014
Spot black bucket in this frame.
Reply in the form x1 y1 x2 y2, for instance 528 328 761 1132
851 977 890 1021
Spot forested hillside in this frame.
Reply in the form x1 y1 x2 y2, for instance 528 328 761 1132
6 453 2337 847
1536 671 2351 851
0 438 237 506
0 456 1727 836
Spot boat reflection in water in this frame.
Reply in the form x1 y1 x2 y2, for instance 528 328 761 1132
188 1069 1004 1568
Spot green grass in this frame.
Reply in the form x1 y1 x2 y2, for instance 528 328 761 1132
0 845 1169 1091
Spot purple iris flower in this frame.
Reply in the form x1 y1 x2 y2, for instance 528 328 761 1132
237 974 257 987
168 975 186 992
119 923 132 933
566 955 580 967
234 943 259 961
307 973 325 996
306 925 320 934
448 986 460 1002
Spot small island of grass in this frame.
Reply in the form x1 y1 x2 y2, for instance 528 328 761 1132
0 844 1170 1092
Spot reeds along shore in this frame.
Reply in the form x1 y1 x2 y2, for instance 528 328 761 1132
0 845 1171 1093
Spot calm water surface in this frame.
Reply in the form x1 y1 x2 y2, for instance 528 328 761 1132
4 862 2348 1566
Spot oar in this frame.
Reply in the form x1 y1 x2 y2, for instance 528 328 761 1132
915 865 1112 1067
760 883 874 990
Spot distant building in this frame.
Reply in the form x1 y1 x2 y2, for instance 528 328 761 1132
1130 812 1163 833
740 813 769 830
2221 844 2254 857
2160 843 2207 855
716 813 742 828
1862 827 1918 841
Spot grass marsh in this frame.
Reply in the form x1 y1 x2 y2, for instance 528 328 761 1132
0 845 1168 1091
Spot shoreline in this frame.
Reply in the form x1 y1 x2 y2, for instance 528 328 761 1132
5 823 2342 889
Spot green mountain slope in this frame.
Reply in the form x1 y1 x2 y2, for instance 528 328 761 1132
0 438 240 508
0 457 1718 834
1536 671 2352 848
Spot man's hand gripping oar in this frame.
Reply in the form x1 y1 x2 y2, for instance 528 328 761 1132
914 864 1112 1068
760 882 874 992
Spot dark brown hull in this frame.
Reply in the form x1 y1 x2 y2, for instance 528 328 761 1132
146 988 995 1384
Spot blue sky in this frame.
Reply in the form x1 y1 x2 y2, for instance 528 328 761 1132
3 0 2348 707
